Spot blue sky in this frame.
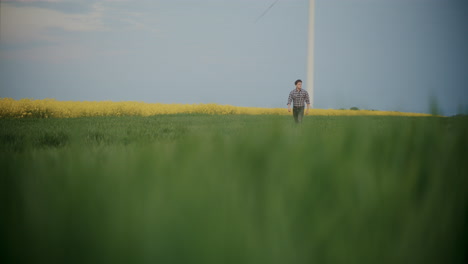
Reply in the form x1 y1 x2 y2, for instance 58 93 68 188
0 0 467 115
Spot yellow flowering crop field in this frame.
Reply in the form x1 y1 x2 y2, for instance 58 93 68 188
0 98 432 118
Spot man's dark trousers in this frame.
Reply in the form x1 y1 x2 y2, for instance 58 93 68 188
293 106 304 124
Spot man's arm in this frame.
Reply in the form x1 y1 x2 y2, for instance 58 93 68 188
305 91 311 114
287 92 293 112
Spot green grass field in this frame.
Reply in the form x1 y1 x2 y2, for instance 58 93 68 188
1 114 467 264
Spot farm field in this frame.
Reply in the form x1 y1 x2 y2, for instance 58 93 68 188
0 98 434 117
1 114 467 264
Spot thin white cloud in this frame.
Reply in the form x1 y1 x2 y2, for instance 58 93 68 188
0 0 160 63
0 0 60 2
0 2 107 45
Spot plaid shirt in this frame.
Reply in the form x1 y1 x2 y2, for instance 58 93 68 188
287 89 310 107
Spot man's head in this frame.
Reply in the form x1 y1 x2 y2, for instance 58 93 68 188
295 79 302 89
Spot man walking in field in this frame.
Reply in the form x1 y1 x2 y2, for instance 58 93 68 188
287 79 310 124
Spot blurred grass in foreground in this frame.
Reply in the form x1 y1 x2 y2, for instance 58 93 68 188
1 115 467 264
